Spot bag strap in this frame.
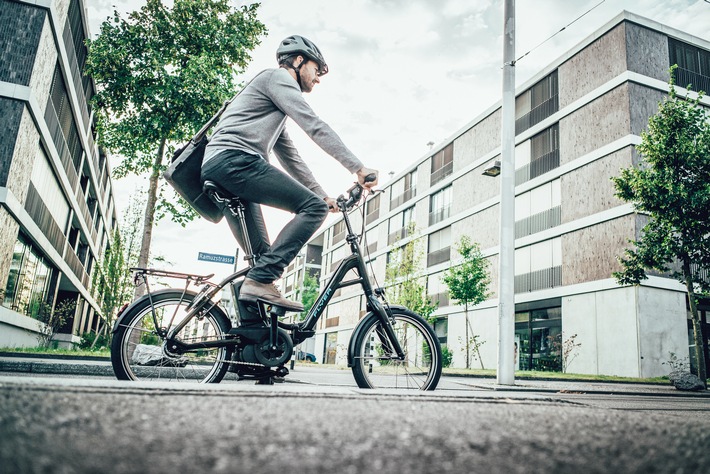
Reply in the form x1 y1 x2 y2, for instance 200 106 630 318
192 70 267 143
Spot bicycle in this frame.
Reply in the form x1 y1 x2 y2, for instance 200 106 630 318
111 177 442 390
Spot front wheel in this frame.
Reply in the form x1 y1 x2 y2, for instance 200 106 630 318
351 308 442 390
111 290 232 383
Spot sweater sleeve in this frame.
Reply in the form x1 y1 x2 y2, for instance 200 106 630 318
267 70 365 174
273 129 328 198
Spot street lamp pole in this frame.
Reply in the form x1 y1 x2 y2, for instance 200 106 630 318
497 0 516 385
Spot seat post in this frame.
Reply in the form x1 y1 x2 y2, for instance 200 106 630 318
229 198 257 268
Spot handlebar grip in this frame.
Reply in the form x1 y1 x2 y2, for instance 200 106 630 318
363 173 377 184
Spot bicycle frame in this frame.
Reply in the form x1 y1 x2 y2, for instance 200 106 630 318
129 185 405 360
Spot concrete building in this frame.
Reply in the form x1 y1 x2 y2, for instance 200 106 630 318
285 11 710 377
0 0 118 347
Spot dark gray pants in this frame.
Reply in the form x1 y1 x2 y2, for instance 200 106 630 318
201 150 328 283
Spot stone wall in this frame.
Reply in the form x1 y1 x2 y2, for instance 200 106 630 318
559 84 631 165
561 214 636 286
558 23 628 109
560 146 633 224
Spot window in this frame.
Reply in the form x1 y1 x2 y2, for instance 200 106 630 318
514 238 562 293
365 193 380 225
365 227 378 254
427 226 451 267
2 234 55 319
515 124 560 185
515 305 562 371
428 272 449 308
669 38 710 93
515 71 559 134
430 144 453 185
429 186 452 226
388 206 414 244
514 180 561 238
390 170 417 209
332 219 346 245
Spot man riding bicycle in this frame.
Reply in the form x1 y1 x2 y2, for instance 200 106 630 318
201 35 378 314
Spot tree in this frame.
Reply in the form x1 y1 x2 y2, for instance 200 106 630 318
612 67 710 386
35 299 77 348
384 223 438 323
442 236 491 369
86 0 266 298
90 228 132 348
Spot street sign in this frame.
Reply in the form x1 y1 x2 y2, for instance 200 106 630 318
197 252 235 265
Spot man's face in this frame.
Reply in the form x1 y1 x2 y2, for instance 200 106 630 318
299 59 322 93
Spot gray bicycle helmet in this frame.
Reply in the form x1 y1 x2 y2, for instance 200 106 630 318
277 35 328 76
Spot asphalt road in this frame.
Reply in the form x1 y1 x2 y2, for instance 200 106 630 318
1 373 710 474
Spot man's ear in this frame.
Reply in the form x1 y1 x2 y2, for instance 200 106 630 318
293 55 305 67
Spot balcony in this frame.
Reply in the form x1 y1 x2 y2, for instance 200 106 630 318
390 187 416 210
427 246 451 267
515 149 560 185
515 206 561 238
387 226 412 245
675 66 710 94
430 161 453 186
515 94 559 135
429 205 451 226
514 266 562 293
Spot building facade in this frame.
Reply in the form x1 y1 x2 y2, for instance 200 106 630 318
0 0 117 347
284 12 710 378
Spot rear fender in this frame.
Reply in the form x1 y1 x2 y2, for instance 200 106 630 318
111 289 205 333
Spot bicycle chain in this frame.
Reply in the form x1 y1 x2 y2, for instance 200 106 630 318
218 358 267 368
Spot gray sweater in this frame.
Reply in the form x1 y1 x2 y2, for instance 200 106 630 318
204 68 364 198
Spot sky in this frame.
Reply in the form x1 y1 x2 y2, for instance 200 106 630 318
85 0 710 282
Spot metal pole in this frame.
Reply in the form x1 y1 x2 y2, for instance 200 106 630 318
497 0 516 386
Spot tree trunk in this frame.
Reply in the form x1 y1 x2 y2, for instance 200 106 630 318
133 138 166 300
683 258 707 387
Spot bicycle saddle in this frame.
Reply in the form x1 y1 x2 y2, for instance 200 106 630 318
203 180 236 201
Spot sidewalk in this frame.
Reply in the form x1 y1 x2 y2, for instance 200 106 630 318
1 352 708 397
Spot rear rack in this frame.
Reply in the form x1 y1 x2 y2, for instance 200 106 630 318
130 267 214 285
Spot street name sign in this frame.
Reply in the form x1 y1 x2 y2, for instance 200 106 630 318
198 252 235 265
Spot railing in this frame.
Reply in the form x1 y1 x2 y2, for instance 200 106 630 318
431 161 453 186
675 66 710 94
390 186 416 210
332 229 346 245
325 316 340 328
367 241 378 254
365 207 379 225
64 244 90 288
429 292 449 308
44 98 79 192
24 183 66 256
515 149 560 185
427 247 451 267
515 94 559 135
387 226 412 245
62 22 90 129
515 206 561 238
429 205 451 226
514 266 562 293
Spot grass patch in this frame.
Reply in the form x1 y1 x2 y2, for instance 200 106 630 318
442 367 669 384
1 347 110 358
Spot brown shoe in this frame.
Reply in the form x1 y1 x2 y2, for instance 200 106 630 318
239 277 304 312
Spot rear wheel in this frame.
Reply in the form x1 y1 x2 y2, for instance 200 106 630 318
351 308 442 390
111 290 231 383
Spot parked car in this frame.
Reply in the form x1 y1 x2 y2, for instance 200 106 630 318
296 350 316 363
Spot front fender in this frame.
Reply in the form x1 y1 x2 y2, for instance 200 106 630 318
346 303 408 367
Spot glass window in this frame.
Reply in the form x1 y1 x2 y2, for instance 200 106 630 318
431 144 454 185
2 234 54 318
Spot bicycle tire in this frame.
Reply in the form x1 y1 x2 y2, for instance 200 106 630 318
111 290 232 383
351 308 442 390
